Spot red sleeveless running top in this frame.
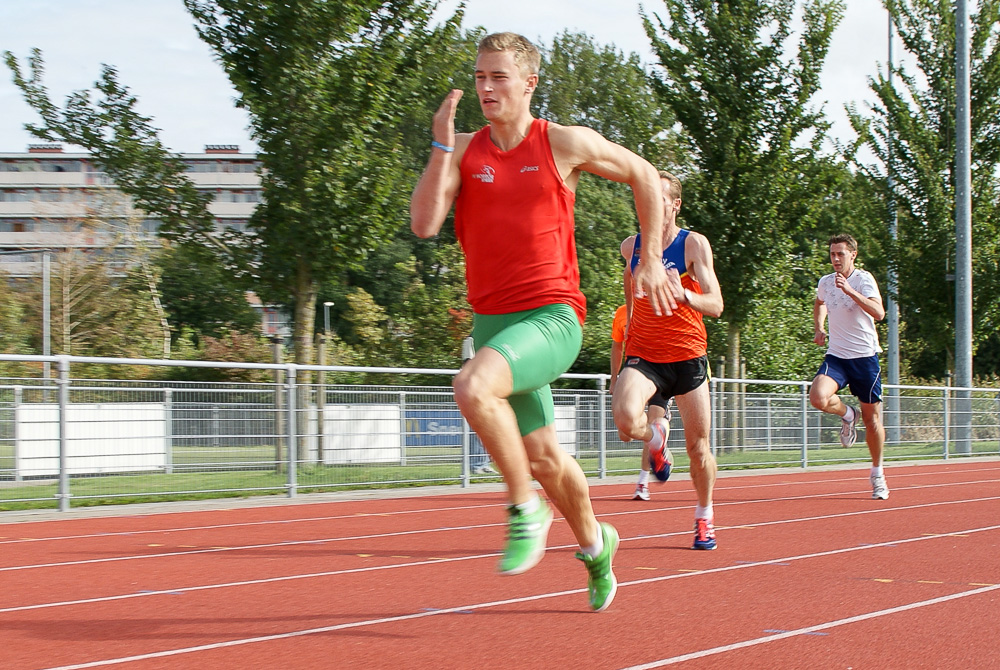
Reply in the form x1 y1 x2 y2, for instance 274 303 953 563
454 119 586 324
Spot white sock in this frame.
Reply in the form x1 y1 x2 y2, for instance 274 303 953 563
695 504 713 520
645 422 664 448
638 470 649 486
843 406 855 423
871 465 884 478
581 527 604 558
515 494 540 515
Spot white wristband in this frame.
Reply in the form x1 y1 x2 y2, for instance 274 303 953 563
683 288 694 305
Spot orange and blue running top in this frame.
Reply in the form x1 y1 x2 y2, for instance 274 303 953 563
626 229 707 363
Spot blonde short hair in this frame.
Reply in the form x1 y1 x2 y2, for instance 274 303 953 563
659 170 682 201
478 32 541 76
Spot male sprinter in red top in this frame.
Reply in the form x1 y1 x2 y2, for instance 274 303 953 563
612 171 724 550
411 32 671 612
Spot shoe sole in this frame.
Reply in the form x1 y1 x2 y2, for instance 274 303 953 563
632 493 650 501
498 512 553 576
692 541 717 550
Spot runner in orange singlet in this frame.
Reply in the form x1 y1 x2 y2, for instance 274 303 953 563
612 171 725 550
610 304 672 501
411 33 671 612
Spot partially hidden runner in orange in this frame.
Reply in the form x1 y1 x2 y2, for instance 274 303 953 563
610 303 673 501
410 32 674 611
612 170 725 550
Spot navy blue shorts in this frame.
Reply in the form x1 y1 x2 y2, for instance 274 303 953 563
815 354 882 404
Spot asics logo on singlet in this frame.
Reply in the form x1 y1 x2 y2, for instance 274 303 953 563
520 165 539 173
472 165 495 183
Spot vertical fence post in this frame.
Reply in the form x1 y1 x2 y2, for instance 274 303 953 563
13 386 22 482
765 395 772 452
57 356 70 512
286 365 297 497
800 382 809 469
943 384 951 460
398 391 407 467
316 333 326 463
597 381 607 479
273 337 284 473
461 416 471 487
709 377 718 456
164 388 173 474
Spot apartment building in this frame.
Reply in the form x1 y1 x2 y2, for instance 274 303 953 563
0 143 288 338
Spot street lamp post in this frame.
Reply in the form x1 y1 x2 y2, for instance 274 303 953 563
323 301 334 335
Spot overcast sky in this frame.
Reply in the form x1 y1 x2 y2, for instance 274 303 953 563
1 0 897 154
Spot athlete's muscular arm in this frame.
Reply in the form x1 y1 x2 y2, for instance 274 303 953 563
411 90 470 238
682 232 724 318
813 298 828 345
551 125 675 316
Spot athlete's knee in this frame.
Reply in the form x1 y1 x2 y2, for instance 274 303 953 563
685 437 713 465
453 367 492 415
809 387 832 412
612 403 647 441
525 435 565 480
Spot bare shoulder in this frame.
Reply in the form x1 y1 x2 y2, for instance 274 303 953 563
685 230 715 256
547 122 607 159
452 131 477 161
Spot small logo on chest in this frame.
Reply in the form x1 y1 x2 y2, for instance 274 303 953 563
472 165 495 183
520 165 539 173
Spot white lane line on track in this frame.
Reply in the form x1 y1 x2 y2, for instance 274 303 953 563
3 487 1000 574
616 582 1000 669
30 523 1000 670
2 473 996 562
4 502 999 615
0 502 508 546
3 463 996 545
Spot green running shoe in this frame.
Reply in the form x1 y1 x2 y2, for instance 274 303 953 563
498 500 553 575
575 522 619 612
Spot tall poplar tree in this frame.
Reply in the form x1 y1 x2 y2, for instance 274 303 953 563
642 0 845 379
846 0 1000 377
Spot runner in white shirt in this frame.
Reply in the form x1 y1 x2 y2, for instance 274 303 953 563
810 234 890 500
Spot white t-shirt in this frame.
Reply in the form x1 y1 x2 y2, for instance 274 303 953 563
817 268 882 359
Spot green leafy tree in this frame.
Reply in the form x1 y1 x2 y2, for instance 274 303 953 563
5 2 465 373
0 269 33 377
846 0 1000 378
643 0 846 380
184 0 464 370
533 32 682 375
156 242 260 341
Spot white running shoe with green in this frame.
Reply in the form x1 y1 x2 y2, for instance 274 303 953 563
498 500 553 575
575 522 620 612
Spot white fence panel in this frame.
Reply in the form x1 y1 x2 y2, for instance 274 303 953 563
15 403 167 477
320 404 401 464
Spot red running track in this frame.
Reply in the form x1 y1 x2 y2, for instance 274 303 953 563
1 460 999 670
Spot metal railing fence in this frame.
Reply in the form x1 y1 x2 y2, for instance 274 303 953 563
1 354 998 511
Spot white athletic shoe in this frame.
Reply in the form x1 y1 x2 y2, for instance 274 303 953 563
473 464 496 475
871 474 889 500
840 406 860 448
632 482 650 501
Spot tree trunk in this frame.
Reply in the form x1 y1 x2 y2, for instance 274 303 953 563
292 260 317 463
